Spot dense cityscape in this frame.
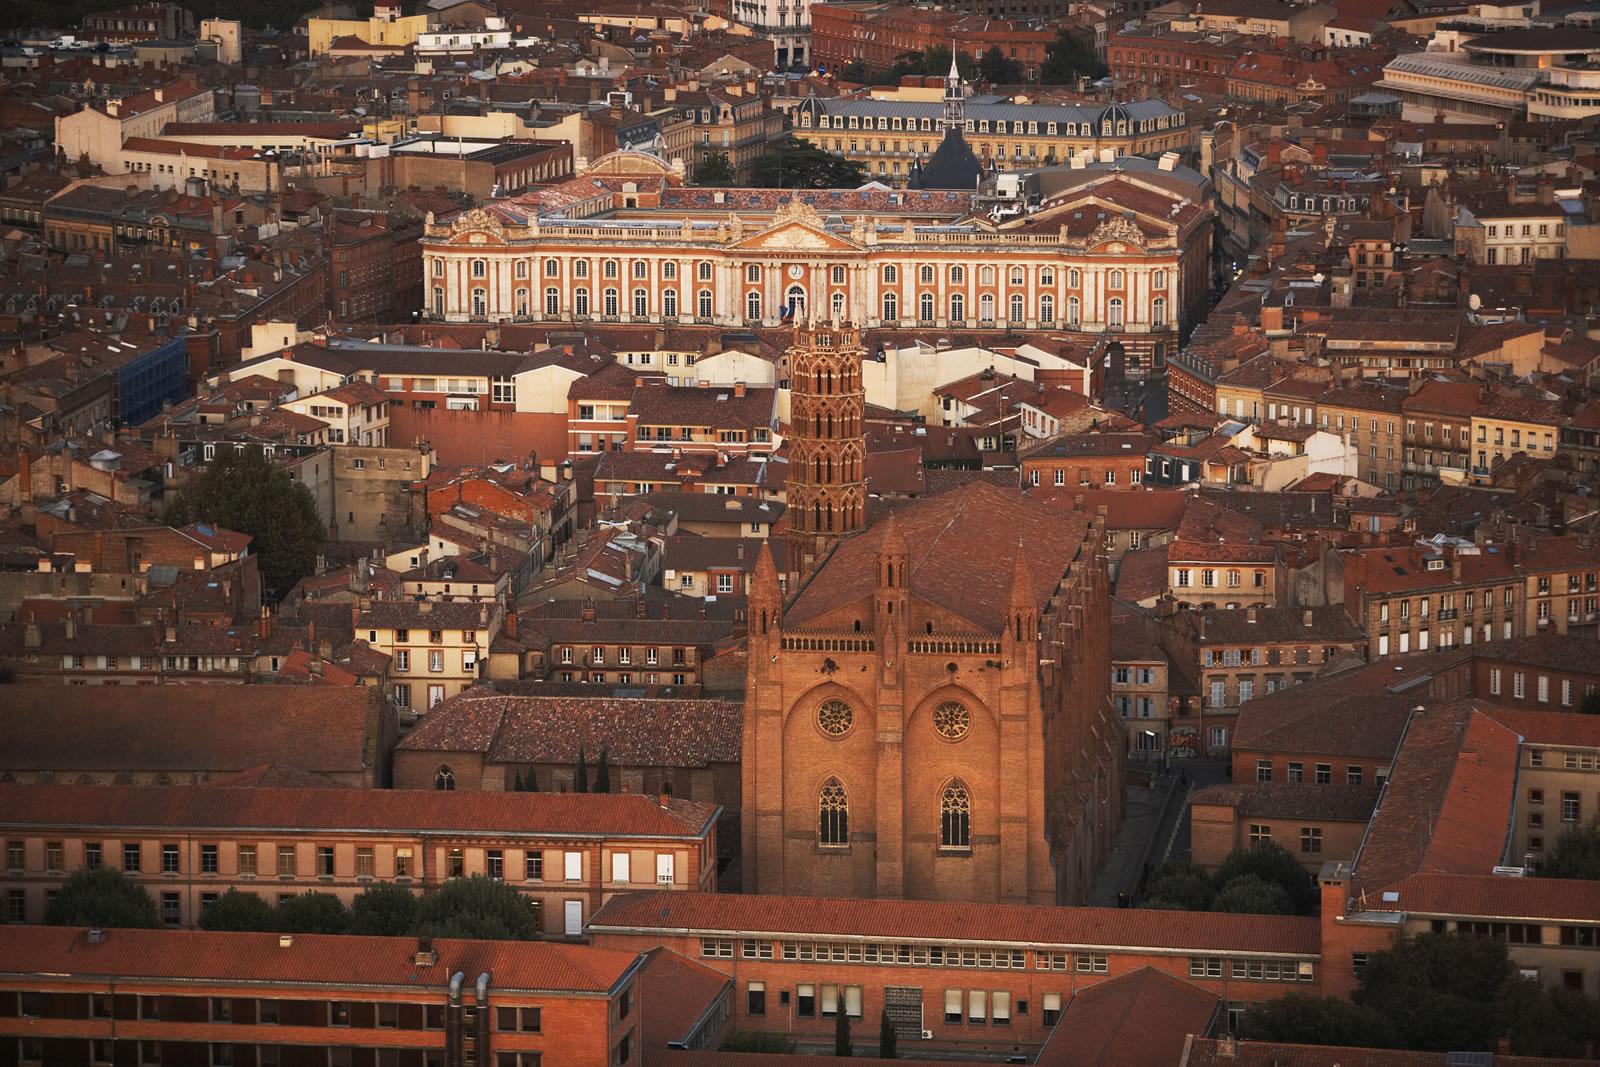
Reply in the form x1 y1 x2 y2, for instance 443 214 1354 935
0 0 1599 1063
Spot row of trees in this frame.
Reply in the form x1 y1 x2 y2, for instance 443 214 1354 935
1242 932 1600 1058
1142 843 1319 916
835 33 1107 88
507 746 624 792
695 138 869 189
38 868 541 941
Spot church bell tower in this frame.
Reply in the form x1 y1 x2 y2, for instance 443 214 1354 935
784 322 867 592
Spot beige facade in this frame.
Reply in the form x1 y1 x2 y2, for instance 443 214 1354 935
55 84 217 172
306 11 433 56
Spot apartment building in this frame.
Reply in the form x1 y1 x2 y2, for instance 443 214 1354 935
1517 535 1600 638
355 599 504 712
0 784 717 935
1196 606 1367 734
1166 540 1283 610
1317 380 1407 492
1342 543 1522 658
1469 391 1566 482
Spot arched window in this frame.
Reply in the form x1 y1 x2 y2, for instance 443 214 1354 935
950 293 965 321
1009 266 1025 286
432 287 444 316
919 292 935 321
514 260 528 279
1108 297 1124 328
515 289 528 316
1152 297 1167 329
1152 269 1167 289
574 288 590 316
435 765 456 791
919 265 934 284
699 261 714 281
746 291 762 320
432 259 444 277
545 287 559 317
471 289 487 317
819 778 849 845
831 265 846 284
882 292 898 321
1069 268 1080 288
471 259 486 278
949 265 965 284
1108 269 1125 289
940 780 970 849
574 260 589 279
1009 293 1025 322
883 265 898 284
1040 294 1055 323
979 293 995 321
786 285 807 319
604 288 619 317
979 265 995 285
699 290 713 318
663 290 678 318
544 258 559 277
1040 268 1055 286
633 288 648 317
746 264 762 283
1068 296 1080 326
831 292 846 319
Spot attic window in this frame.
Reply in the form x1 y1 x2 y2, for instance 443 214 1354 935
1426 559 1445 571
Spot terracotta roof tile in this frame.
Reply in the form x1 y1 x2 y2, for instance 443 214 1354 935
590 891 1322 957
1038 968 1219 1067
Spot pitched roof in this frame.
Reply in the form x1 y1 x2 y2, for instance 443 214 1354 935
638 949 733 1067
0 686 383 780
1181 1038 1593 1066
1371 871 1600 923
398 692 742 768
1191 782 1382 823
786 481 1092 633
1194 606 1364 646
589 891 1321 957
0 926 640 995
0 784 717 840
1038 968 1219 1067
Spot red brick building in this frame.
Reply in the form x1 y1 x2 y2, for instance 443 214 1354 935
0 926 669 1067
326 212 424 325
1107 29 1247 96
810 4 1055 78
588 890 1320 1056
1020 432 1157 491
0 784 718 935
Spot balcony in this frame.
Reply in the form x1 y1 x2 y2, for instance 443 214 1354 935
1437 608 1458 621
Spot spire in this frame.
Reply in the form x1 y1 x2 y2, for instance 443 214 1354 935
941 44 965 132
753 539 781 601
947 42 960 83
1008 541 1034 608
880 510 907 562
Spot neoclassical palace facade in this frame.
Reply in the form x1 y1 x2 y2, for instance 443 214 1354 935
419 162 1213 373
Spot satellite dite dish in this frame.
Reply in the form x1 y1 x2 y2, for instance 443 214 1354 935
1469 294 1482 311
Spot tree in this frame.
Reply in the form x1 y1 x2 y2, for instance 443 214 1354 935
1213 842 1318 915
43 867 159 929
273 892 349 934
748 136 869 189
575 746 589 793
878 1008 898 1058
348 884 419 937
694 152 735 186
1141 859 1215 911
839 60 870 83
199 889 276 932
835 1008 852 1056
594 747 611 794
1540 824 1600 879
1502 979 1600 1057
887 45 975 83
979 45 1022 85
413 875 541 941
1353 932 1515 1051
1240 994 1398 1048
1038 29 1108 86
161 447 325 601
1213 874 1294 915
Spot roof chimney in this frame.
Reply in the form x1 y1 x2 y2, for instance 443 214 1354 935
1246 605 1258 624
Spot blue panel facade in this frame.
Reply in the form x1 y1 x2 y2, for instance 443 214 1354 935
117 336 190 427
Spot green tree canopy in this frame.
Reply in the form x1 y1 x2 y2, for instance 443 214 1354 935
694 152 735 186
575 746 589 793
749 136 869 189
887 45 976 83
1213 842 1318 915
1502 979 1600 1058
1540 824 1600 879
199 889 276 932
1039 29 1108 86
1213 874 1294 915
878 1008 898 1058
835 1008 852 1056
979 45 1023 85
1240 994 1398 1048
348 884 420 937
594 747 611 793
413 876 541 941
43 867 159 929
274 892 350 934
1140 858 1216 912
161 447 325 601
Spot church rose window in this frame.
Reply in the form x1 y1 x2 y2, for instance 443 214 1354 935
932 700 970 741
818 699 853 737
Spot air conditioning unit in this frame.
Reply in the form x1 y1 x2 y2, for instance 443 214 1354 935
921 1031 934 1041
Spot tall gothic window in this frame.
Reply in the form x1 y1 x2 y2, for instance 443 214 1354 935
819 778 849 846
940 781 970 849
435 765 455 791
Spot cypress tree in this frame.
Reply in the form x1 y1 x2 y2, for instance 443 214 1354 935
594 747 611 793
835 1009 851 1057
575 746 589 793
878 1009 897 1058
